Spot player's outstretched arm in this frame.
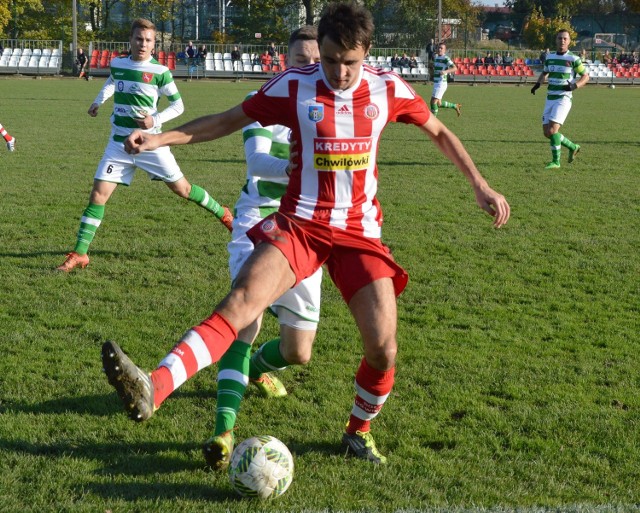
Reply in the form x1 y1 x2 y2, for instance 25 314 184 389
419 116 510 228
125 104 254 154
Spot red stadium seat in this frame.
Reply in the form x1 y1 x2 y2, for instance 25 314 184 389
167 52 176 70
157 50 166 65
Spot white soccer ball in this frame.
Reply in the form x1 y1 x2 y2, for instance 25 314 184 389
609 84 616 89
228 435 294 499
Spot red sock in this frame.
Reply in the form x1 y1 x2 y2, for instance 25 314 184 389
151 312 237 407
346 357 395 434
0 124 12 143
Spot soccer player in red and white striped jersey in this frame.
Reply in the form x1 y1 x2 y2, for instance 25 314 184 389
105 1 510 464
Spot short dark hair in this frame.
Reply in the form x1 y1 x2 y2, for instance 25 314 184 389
130 18 156 36
318 2 374 51
289 25 318 48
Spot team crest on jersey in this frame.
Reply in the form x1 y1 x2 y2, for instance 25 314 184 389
308 104 324 122
364 104 380 120
142 72 154 83
261 218 278 234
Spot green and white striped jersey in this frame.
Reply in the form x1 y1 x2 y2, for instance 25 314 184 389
543 51 587 100
433 54 455 83
93 56 183 143
234 92 290 219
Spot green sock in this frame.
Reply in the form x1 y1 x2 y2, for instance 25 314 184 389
249 338 288 380
441 101 456 109
559 134 577 151
549 133 562 163
430 103 439 117
73 203 105 255
215 340 251 436
188 184 225 219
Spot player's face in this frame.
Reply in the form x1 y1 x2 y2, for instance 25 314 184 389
130 28 156 61
556 32 571 54
287 39 320 68
437 45 446 56
320 36 368 91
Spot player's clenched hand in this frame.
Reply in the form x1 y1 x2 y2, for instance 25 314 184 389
125 130 159 154
475 186 510 228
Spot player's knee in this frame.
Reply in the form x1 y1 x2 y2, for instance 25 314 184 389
364 341 397 370
281 345 312 365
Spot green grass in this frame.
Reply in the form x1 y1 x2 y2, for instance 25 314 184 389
0 77 638 512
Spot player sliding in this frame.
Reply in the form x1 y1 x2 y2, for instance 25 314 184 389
530 29 589 169
57 18 232 273
101 1 510 465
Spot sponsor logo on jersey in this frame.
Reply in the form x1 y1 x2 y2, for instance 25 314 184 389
117 81 125 92
364 104 379 120
308 104 324 122
142 72 153 83
129 83 141 94
314 137 372 172
336 104 351 115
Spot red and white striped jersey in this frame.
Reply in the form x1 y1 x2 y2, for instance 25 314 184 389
242 63 430 238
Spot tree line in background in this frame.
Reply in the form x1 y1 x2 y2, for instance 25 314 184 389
0 0 638 51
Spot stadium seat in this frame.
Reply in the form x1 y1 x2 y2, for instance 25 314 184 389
28 56 38 67
167 52 176 70
205 54 214 70
271 64 281 72
262 64 271 72
52 48 61 56
42 48 52 56
39 55 49 67
243 64 253 72
0 56 8 67
214 59 224 71
157 50 166 65
253 64 262 72
224 60 233 71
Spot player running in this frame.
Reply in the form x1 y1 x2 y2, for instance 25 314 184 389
531 29 589 169
430 42 461 117
57 18 232 272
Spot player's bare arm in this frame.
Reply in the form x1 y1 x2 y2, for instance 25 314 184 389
419 115 510 228
125 104 254 154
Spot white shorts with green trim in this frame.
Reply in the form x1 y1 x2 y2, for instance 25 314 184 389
94 139 183 185
228 208 322 327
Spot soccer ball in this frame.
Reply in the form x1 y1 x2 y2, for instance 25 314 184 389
228 435 294 499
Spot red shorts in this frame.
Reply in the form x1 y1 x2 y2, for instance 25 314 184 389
247 212 408 303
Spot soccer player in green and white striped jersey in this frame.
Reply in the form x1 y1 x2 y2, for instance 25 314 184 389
430 42 461 117
57 18 232 272
530 29 589 169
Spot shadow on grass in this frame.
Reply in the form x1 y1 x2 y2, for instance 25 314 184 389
82 481 239 503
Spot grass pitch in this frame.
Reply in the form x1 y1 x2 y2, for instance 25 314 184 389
0 77 638 512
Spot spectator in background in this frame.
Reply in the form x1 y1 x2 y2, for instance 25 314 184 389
484 52 495 65
390 52 401 67
185 41 196 65
76 47 89 80
399 52 411 68
540 48 549 64
579 48 587 62
260 49 272 68
494 52 503 66
231 46 241 63
426 38 435 62
197 44 207 65
267 42 277 58
503 52 513 66
409 54 418 68
602 50 612 64
475 55 484 66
